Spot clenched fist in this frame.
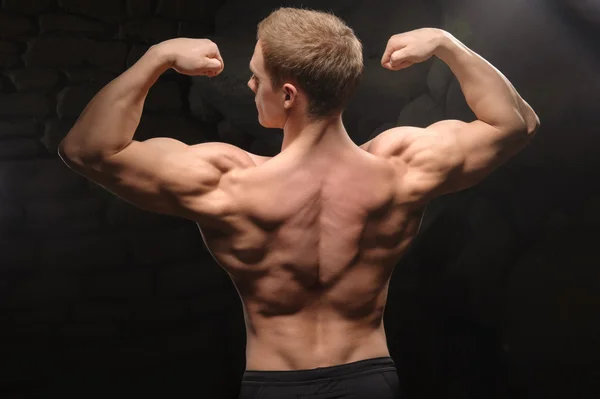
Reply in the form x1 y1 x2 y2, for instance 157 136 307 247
155 38 224 77
381 28 445 71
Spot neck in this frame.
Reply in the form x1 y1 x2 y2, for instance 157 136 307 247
280 113 356 155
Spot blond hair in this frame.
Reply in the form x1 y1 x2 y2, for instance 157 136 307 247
257 7 364 119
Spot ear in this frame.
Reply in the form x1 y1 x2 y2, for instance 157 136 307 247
282 83 297 108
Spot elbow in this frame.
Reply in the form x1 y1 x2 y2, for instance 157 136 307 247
519 99 540 136
510 110 540 141
58 135 110 168
58 140 73 162
515 112 539 150
58 140 86 169
527 112 540 136
516 114 539 148
58 140 74 160
502 111 539 150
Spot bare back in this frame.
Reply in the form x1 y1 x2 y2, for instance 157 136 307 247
57 20 538 375
197 144 425 371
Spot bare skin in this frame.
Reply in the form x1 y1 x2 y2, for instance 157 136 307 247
201 140 415 370
59 29 539 371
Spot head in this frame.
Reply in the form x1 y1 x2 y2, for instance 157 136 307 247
248 7 364 128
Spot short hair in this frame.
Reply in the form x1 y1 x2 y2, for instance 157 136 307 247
257 7 364 119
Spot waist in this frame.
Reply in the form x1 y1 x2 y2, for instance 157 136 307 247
245 324 389 370
243 356 396 383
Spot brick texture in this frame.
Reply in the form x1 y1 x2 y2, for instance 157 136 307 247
0 2 232 395
0 1 597 398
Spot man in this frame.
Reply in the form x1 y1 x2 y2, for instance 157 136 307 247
58 7 539 399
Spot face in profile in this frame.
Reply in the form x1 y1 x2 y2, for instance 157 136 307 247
248 41 293 129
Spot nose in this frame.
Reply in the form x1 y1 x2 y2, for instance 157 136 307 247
247 79 254 92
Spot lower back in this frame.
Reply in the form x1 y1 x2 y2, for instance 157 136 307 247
243 305 391 371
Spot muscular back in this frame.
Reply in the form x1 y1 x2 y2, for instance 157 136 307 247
198 144 425 370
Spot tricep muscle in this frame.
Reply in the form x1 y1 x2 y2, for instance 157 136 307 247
372 119 533 202
60 138 254 220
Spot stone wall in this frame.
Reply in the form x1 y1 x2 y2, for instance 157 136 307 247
1 0 599 398
0 0 242 397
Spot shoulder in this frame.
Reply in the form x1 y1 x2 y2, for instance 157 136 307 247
184 142 273 172
368 126 458 163
367 126 433 157
186 142 254 169
366 125 462 203
180 142 273 207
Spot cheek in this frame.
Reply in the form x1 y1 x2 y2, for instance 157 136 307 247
254 85 263 101
257 89 271 110
255 90 263 110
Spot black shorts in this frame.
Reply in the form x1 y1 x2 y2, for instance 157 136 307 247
238 357 400 399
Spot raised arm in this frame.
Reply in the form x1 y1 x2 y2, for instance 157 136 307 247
370 28 539 202
57 38 253 223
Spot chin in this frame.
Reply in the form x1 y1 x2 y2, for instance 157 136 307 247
258 115 275 128
257 114 267 128
257 110 284 129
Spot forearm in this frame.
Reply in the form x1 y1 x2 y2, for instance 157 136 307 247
434 31 539 133
59 45 172 163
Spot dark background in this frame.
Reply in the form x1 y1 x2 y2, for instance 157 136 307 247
1 0 599 398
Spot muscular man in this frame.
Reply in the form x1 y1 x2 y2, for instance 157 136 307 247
58 7 539 399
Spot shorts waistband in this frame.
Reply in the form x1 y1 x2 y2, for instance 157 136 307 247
242 357 396 383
